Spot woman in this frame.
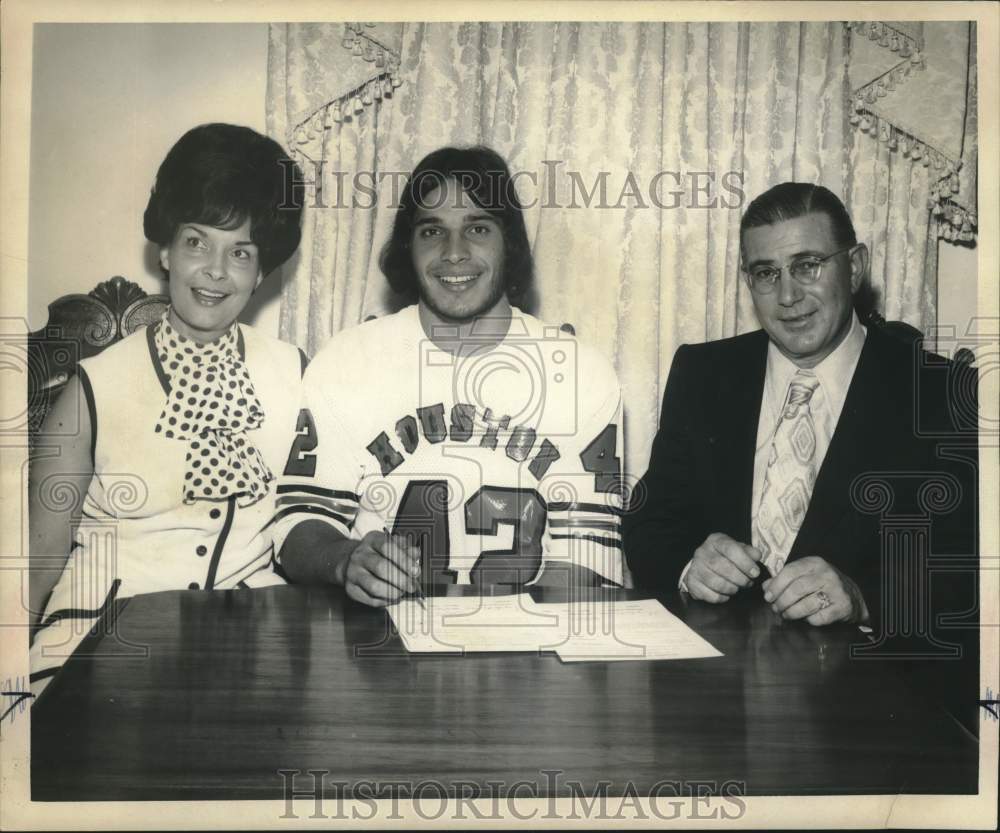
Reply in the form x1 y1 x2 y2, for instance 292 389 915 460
28 123 305 692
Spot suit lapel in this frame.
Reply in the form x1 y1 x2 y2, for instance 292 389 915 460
792 327 890 556
713 331 769 543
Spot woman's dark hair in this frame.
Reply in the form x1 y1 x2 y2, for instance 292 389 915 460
379 146 533 305
739 182 857 248
144 123 304 276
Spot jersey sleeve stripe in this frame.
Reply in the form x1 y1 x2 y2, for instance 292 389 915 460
269 504 353 531
547 501 623 516
550 533 623 550
275 494 359 516
548 518 621 532
276 484 360 502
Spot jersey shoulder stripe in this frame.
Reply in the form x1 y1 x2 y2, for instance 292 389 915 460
276 483 360 502
275 493 359 519
548 501 623 516
550 532 623 550
270 503 353 528
549 518 620 532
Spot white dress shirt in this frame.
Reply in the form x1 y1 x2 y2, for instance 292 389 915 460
679 313 867 589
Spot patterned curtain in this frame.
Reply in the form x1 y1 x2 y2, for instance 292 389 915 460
266 22 857 480
266 23 404 344
845 21 977 341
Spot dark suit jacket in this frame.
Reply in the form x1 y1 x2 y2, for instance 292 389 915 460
624 324 978 632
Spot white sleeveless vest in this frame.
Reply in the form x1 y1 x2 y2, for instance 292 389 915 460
31 323 303 689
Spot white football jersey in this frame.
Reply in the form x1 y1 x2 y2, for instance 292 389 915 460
273 305 624 587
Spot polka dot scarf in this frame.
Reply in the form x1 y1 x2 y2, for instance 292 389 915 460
153 312 273 507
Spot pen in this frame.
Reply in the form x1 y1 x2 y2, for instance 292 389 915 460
384 526 426 610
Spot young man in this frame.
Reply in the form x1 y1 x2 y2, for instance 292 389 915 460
273 147 624 605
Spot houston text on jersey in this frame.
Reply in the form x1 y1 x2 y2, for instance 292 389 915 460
365 401 561 480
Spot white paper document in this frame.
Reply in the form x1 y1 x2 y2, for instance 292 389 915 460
387 593 568 653
387 594 722 661
544 598 723 662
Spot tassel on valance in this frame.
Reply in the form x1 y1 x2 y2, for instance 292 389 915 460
851 21 923 63
340 23 403 87
291 24 402 155
274 22 404 180
846 21 977 244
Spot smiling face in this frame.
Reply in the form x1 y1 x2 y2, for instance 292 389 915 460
410 178 508 326
160 220 263 343
742 212 867 369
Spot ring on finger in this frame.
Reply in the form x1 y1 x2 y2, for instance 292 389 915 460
815 590 832 610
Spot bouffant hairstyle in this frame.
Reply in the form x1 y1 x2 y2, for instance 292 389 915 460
379 146 533 305
144 123 304 276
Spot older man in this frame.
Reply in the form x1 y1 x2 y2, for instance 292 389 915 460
625 182 977 642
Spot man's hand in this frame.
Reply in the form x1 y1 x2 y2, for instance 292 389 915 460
685 532 762 604
337 530 422 607
763 556 869 625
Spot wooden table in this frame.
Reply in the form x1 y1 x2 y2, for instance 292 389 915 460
31 583 978 801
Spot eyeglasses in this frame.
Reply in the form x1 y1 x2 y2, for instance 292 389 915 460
743 245 855 294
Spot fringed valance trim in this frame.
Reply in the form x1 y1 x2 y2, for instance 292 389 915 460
850 103 956 173
932 197 977 244
291 72 400 147
851 51 925 110
846 21 974 243
849 21 924 60
288 22 402 171
289 70 400 198
341 22 402 76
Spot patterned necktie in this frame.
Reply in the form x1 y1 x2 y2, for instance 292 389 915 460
754 370 821 576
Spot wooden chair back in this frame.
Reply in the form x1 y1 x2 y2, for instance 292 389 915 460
28 276 168 437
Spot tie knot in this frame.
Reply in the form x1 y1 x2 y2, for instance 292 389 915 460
783 371 819 416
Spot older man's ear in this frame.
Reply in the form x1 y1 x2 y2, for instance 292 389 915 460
849 242 869 294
